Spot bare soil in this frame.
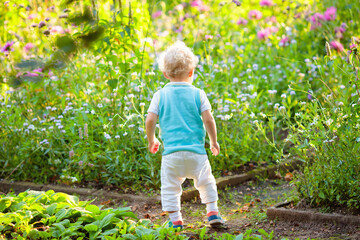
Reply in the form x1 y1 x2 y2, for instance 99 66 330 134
100 179 360 239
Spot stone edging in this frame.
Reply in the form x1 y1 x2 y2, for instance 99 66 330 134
267 205 360 226
0 158 303 204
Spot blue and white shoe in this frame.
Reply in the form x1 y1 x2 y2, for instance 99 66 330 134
168 220 183 229
207 213 226 228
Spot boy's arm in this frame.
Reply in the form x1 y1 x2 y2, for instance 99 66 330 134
145 112 160 153
201 110 220 156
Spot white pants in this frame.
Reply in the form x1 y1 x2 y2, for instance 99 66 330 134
161 151 218 212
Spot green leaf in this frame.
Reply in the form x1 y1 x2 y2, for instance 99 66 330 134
84 223 98 232
85 205 100 214
56 36 77 54
102 228 119 236
99 213 115 229
258 228 269 237
107 79 118 90
234 234 244 240
55 208 68 222
319 192 325 199
125 26 131 36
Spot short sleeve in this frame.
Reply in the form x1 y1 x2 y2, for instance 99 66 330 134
200 90 211 113
147 91 160 115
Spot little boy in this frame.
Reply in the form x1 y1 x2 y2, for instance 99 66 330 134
145 41 224 229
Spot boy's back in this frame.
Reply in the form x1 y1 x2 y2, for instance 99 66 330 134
158 83 206 155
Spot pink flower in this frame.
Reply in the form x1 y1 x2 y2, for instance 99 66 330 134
174 4 184 11
257 29 270 40
260 0 273 6
248 10 262 20
1 41 14 53
191 0 209 11
335 26 346 38
310 13 324 30
324 6 336 21
28 14 36 20
269 26 278 33
205 35 213 40
237 18 248 25
330 41 344 52
152 10 162 18
50 26 64 34
334 27 345 34
279 37 290 46
268 16 277 23
24 43 34 52
175 26 183 33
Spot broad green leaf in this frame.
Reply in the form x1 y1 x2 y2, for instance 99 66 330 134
99 213 115 229
85 205 100 214
84 223 98 232
46 203 57 215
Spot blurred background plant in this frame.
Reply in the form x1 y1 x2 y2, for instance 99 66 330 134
0 0 359 209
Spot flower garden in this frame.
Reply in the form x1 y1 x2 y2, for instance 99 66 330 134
1 0 360 238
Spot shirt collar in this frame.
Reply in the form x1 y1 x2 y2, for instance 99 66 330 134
165 82 192 86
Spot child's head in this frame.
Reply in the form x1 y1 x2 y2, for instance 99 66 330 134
158 41 199 80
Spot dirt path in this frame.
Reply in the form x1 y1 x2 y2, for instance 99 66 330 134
105 180 360 239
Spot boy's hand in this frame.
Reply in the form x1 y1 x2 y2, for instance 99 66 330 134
149 138 161 154
210 141 220 156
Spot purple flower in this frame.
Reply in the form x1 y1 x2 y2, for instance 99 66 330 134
1 41 14 53
248 10 262 20
324 6 336 21
50 26 64 34
260 0 273 6
307 94 312 100
4 1 10 6
45 17 50 22
205 35 213 40
39 21 46 28
24 43 34 52
232 0 241 6
152 10 162 18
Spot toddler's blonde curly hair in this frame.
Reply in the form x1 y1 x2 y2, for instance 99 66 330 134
158 41 199 79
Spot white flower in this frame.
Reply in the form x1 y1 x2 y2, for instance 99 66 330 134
290 91 296 95
275 65 281 69
128 124 135 128
115 135 120 138
23 122 28 127
104 133 111 139
233 77 239 83
295 112 301 117
91 110 95 114
281 94 286 98
85 110 89 114
250 112 255 118
6 105 11 108
97 103 103 108
49 126 54 130
246 68 252 73
300 101 306 105
58 115 63 119
274 103 280 109
83 103 88 107
325 119 333 126
41 128 46 131
51 107 57 111
28 125 35 130
131 72 137 80
279 106 286 111
140 102 145 106
123 132 128 136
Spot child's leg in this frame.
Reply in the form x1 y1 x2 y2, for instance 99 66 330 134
161 152 186 224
